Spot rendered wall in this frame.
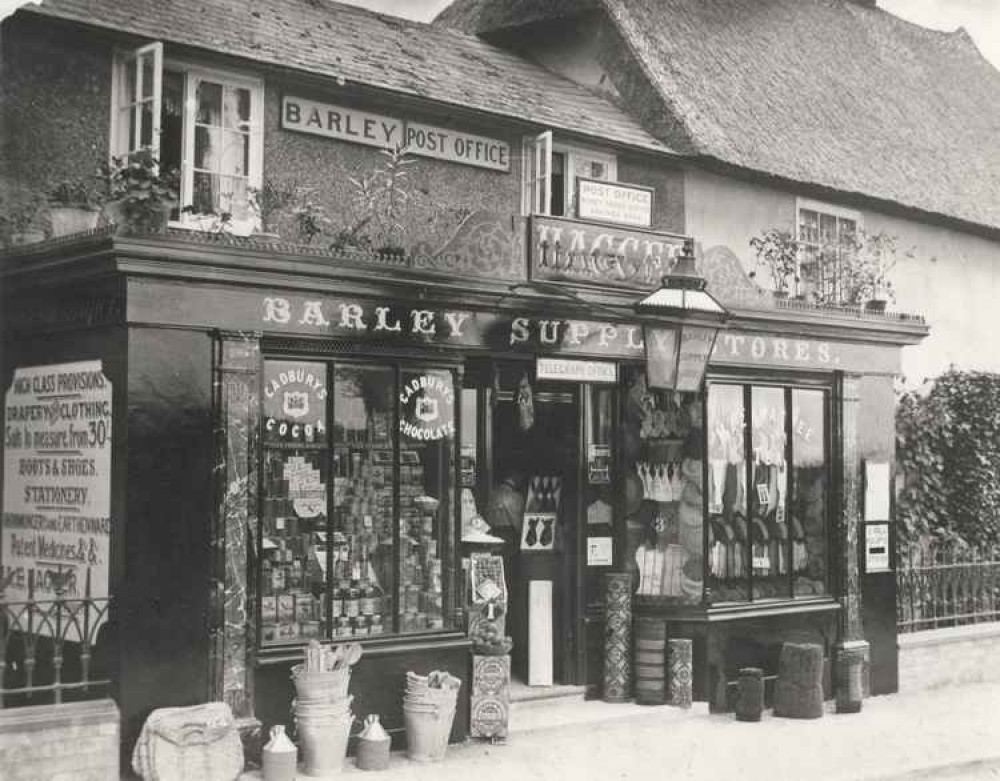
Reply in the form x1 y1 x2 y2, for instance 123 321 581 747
684 168 1000 384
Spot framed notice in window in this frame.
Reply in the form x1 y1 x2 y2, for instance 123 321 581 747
576 178 653 228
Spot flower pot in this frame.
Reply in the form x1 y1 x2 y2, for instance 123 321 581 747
864 299 888 313
9 230 46 246
49 206 100 237
772 290 789 300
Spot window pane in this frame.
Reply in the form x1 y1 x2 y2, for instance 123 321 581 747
626 366 705 605
707 384 748 602
222 130 249 177
124 59 138 105
260 359 330 646
141 52 155 100
750 387 789 599
799 209 819 244
223 85 252 129
332 365 395 639
792 389 828 596
398 369 455 633
260 449 329 645
194 125 222 169
460 388 480 536
192 170 219 214
160 70 185 175
139 101 154 148
196 79 223 125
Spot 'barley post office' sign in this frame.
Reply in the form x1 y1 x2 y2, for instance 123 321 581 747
282 96 511 172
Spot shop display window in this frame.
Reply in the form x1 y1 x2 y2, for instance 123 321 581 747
259 359 457 646
707 382 829 603
623 368 705 605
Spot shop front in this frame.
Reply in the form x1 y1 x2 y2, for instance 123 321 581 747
0 228 927 752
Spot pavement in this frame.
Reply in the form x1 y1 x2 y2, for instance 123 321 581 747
238 681 1000 781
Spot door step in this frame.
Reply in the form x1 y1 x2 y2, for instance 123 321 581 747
508 681 653 734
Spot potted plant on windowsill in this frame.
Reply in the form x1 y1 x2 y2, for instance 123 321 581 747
4 191 47 246
749 228 800 300
48 179 102 237
848 230 910 313
100 148 179 235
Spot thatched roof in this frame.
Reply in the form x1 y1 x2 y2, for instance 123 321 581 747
434 0 599 32
16 0 672 155
437 0 1000 232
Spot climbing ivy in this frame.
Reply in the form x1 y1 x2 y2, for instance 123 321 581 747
896 369 1000 551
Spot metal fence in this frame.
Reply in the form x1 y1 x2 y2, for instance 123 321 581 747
0 571 112 708
897 546 1000 633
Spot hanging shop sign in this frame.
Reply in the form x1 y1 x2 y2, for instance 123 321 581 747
576 178 653 228
530 215 686 291
399 373 455 441
263 361 328 445
2 361 112 608
535 357 617 384
282 96 510 172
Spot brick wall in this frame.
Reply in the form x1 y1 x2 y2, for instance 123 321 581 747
0 698 119 781
897 624 1000 692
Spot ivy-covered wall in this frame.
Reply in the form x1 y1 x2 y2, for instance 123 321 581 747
261 80 523 252
896 370 1000 550
0 18 112 233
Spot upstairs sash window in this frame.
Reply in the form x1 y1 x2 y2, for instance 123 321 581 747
112 44 263 234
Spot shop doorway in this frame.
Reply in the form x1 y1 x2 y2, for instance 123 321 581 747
492 380 583 686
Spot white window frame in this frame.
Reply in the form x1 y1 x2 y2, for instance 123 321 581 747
795 198 862 302
522 132 618 217
109 42 163 160
111 44 264 235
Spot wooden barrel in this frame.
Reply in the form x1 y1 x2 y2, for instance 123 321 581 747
633 618 667 705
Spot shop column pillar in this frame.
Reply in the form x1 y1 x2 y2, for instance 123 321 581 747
211 331 262 729
833 373 869 710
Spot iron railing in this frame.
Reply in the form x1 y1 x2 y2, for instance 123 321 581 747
0 571 112 708
896 546 1000 633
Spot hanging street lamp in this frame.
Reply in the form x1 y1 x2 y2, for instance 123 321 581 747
634 238 729 391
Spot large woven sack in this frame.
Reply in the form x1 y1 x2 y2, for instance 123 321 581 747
132 702 244 781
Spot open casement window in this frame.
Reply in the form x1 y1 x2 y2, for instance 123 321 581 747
524 130 553 216
797 199 861 304
522 131 618 218
111 44 263 235
112 43 163 158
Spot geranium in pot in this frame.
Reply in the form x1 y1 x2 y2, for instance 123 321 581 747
749 228 800 299
48 179 102 237
848 230 910 312
101 148 179 234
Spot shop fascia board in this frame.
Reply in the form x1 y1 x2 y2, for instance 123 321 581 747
2 232 929 349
